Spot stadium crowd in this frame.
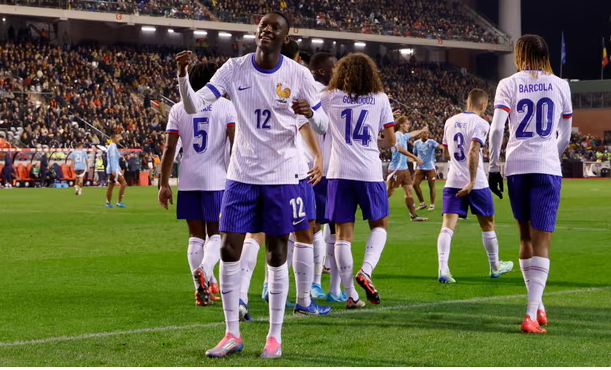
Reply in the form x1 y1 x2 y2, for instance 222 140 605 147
10 0 505 44
564 133 611 162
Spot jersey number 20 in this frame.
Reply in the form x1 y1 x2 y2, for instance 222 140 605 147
516 98 554 138
192 117 209 153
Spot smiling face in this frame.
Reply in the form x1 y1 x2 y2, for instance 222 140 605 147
256 13 290 52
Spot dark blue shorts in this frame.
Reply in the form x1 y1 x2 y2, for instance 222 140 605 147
299 179 316 222
313 176 330 224
442 187 495 217
220 180 309 235
326 179 389 223
507 174 562 232
177 190 224 222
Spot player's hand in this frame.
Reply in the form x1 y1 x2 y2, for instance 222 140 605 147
176 50 192 77
158 185 173 210
456 183 474 197
393 109 402 118
307 156 323 186
292 100 313 118
415 157 424 165
488 172 504 199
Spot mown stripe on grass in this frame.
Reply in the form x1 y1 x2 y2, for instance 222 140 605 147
1 286 609 347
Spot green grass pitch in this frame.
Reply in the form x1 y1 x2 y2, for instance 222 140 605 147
0 180 610 366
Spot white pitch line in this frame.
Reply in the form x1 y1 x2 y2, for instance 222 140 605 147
388 219 608 232
1 286 609 348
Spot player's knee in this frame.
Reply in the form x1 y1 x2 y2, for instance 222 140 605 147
294 229 313 244
369 217 387 230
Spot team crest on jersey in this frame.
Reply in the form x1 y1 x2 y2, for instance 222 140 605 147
275 83 291 103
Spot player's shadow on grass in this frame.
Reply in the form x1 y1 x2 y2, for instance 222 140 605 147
374 274 611 289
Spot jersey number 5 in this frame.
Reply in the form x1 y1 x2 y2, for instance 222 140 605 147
516 98 554 138
192 117 209 153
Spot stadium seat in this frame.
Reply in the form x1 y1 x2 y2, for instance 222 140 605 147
16 164 32 181
61 164 76 180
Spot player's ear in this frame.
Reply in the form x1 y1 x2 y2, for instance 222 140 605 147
283 34 290 45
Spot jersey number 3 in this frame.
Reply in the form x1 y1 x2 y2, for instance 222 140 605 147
192 117 209 153
453 133 466 161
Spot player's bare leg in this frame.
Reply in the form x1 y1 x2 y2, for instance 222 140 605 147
476 216 513 278
105 174 115 207
413 172 426 210
404 185 427 222
293 221 331 315
260 233 290 358
116 175 127 207
427 177 437 210
355 217 387 305
187 220 210 306
335 222 364 309
517 222 549 333
206 232 246 358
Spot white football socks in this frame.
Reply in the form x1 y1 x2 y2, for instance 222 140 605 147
201 235 221 283
187 237 204 289
287 233 295 270
325 231 341 296
437 228 453 274
362 227 387 276
267 263 288 343
520 257 550 320
313 230 325 286
220 261 241 337
482 231 500 271
239 238 260 304
334 240 358 301
293 242 313 307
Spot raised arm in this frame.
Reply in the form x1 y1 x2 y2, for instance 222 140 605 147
396 141 423 164
176 50 221 114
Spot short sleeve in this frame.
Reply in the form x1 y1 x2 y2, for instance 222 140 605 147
471 120 490 146
166 105 180 134
561 80 573 119
403 133 412 141
297 67 322 111
379 94 395 131
207 58 235 98
224 100 237 127
493 78 512 113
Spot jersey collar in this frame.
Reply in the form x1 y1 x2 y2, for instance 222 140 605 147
251 53 284 74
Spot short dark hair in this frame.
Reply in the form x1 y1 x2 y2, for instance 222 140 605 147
467 88 488 105
310 52 335 70
188 63 217 91
268 11 291 30
281 39 300 60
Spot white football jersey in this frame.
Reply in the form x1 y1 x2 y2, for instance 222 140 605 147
190 53 323 185
443 112 490 190
297 80 329 178
166 98 236 191
324 91 395 182
494 71 573 176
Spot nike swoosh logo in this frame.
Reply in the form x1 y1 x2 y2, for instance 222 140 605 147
270 292 281 295
221 290 233 294
293 219 305 226
238 86 251 91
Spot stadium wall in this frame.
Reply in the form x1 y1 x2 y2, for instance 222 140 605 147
572 109 611 138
